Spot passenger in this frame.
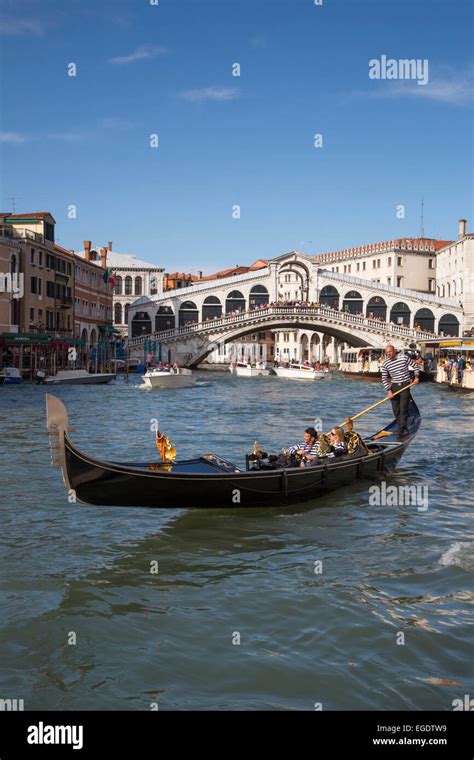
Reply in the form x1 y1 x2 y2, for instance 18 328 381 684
288 427 320 462
326 427 348 458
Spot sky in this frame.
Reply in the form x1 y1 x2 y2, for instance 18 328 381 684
1 0 473 274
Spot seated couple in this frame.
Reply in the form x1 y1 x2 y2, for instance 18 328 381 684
288 426 347 463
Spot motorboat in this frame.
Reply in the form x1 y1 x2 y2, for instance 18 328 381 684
141 366 195 389
0 367 21 385
45 369 115 385
272 363 331 380
229 361 270 377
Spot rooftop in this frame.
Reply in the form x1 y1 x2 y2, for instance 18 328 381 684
76 247 164 271
314 237 452 263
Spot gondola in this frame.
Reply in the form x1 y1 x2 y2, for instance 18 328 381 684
46 393 421 509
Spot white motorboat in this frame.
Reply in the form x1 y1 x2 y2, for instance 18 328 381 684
0 367 21 385
141 367 195 389
45 369 116 385
272 363 332 380
229 361 270 377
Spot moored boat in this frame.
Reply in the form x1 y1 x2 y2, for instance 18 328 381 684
45 369 115 385
339 347 434 382
45 392 420 509
141 367 195 389
0 366 21 385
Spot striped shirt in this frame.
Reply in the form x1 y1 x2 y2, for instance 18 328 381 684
326 441 347 459
381 354 420 391
288 440 320 457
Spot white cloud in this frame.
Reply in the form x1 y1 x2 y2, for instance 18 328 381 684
100 117 133 130
179 87 240 103
108 44 166 64
351 66 473 107
0 132 26 143
0 17 45 36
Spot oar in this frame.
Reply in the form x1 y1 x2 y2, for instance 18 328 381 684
339 380 418 428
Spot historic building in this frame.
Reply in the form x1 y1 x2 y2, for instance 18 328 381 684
435 219 474 333
76 242 165 336
72 241 114 347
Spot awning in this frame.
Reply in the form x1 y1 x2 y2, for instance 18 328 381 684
99 325 121 334
0 332 51 345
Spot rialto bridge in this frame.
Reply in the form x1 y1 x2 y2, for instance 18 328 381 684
127 252 464 366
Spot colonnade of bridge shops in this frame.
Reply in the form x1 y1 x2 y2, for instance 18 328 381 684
130 283 462 340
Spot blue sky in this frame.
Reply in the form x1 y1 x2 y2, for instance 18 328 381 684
1 0 473 273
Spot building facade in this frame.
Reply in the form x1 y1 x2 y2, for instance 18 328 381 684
76 243 165 337
71 241 114 347
435 219 474 333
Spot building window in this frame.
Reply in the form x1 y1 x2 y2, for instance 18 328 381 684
377 259 381 268
387 277 391 286
372 260 376 269
135 276 142 296
397 256 402 266
362 262 366 271
47 281 55 297
39 251 43 266
125 276 132 295
38 278 42 295
387 257 391 266
397 276 403 287
31 248 35 264
30 276 37 294
428 279 435 292
38 308 43 320
356 263 360 271
428 259 435 269
30 307 34 321
348 264 351 273
44 222 55 243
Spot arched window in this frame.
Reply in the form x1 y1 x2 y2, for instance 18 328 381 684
249 284 269 308
125 276 132 295
414 308 435 332
131 311 152 338
114 303 123 324
342 290 363 315
366 296 387 321
179 301 199 327
150 276 158 295
124 303 131 324
452 281 456 296
319 286 339 309
135 276 142 296
155 306 174 332
114 275 122 295
202 295 222 320
438 314 460 337
389 302 411 326
225 290 246 314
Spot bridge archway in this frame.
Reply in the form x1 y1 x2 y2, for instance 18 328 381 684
249 284 269 308
278 261 310 301
414 308 435 333
366 296 387 321
310 333 320 361
132 310 152 337
342 290 364 315
202 296 222 321
439 313 460 337
319 285 339 309
179 301 199 327
390 302 411 326
226 290 246 314
155 306 174 332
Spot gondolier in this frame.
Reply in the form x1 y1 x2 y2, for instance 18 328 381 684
381 345 419 438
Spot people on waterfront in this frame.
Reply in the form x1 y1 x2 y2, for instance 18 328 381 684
381 345 420 438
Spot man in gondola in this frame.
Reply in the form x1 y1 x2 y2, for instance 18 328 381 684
381 345 419 438
288 427 320 463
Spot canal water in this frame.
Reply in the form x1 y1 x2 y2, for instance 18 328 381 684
0 374 472 710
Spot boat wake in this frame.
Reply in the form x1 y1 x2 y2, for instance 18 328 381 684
439 542 474 572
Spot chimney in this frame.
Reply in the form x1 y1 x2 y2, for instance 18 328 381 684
108 241 113 251
198 271 203 279
458 219 467 238
84 240 91 262
100 246 108 269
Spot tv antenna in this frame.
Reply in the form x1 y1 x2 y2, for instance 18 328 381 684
3 196 23 213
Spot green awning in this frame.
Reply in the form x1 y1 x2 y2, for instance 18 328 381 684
99 325 121 334
1 332 51 345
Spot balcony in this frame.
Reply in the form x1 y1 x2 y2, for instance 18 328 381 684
0 224 44 243
57 295 73 308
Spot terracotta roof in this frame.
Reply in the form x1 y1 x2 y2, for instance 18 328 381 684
315 237 453 263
